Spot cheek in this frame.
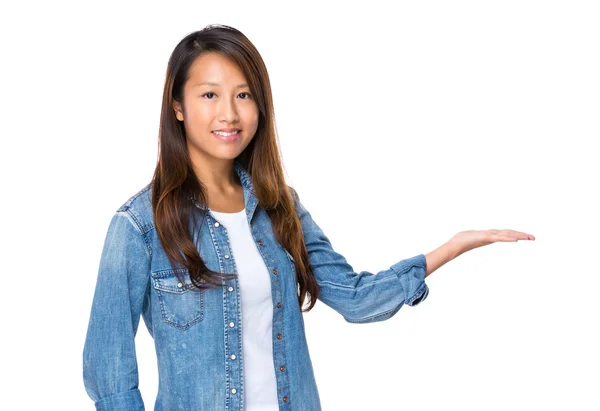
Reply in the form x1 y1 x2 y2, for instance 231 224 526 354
185 104 212 127
244 108 259 128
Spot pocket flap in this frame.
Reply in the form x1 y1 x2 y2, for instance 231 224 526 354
152 268 200 293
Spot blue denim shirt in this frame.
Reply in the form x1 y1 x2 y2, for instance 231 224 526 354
83 159 429 410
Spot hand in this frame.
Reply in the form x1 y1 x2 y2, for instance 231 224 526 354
449 229 535 255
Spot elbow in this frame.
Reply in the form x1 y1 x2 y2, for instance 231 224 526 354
92 389 145 410
339 284 430 324
342 303 405 324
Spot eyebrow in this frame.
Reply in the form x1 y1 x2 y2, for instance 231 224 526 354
193 81 249 89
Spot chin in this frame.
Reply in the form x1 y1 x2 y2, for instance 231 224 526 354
210 150 243 161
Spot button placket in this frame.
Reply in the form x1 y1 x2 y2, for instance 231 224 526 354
213 217 243 407
254 235 291 404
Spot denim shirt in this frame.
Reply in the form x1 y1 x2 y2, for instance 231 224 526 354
83 159 430 411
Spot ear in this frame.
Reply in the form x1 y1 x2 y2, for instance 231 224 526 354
173 100 184 122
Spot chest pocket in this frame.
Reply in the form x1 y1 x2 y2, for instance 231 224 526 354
152 268 205 330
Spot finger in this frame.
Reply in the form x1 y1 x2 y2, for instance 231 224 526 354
489 232 517 242
500 229 535 240
499 235 533 242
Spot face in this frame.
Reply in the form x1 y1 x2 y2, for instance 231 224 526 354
173 52 259 167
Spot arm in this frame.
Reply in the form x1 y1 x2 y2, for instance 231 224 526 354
290 187 429 324
83 210 150 410
424 241 462 278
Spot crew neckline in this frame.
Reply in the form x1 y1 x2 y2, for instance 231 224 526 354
210 209 245 215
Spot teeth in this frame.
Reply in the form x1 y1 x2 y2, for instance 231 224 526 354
213 130 239 137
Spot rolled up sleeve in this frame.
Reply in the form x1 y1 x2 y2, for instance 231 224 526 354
290 187 429 324
83 210 150 410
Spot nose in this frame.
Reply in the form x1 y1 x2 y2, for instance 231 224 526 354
218 96 239 124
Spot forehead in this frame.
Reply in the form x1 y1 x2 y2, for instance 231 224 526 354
186 52 248 87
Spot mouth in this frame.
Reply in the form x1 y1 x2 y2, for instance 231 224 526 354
212 130 241 141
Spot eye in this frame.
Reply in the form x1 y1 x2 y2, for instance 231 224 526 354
239 92 252 99
202 92 216 99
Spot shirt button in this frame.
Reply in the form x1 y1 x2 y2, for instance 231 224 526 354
224 254 230 259
228 286 234 292
230 354 236 360
258 240 263 246
177 282 183 288
276 302 281 308
283 396 289 402
229 322 235 328
277 334 282 340
214 222 220 227
272 268 278 275
231 388 237 394
280 366 285 372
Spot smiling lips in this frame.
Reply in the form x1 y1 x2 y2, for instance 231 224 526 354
212 130 240 141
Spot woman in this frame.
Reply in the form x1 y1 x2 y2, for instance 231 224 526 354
82 24 534 410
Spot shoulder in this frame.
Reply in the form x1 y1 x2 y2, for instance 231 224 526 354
286 184 299 204
114 182 154 234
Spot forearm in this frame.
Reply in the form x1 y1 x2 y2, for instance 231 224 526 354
424 241 462 278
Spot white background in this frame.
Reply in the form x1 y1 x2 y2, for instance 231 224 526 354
1 0 598 410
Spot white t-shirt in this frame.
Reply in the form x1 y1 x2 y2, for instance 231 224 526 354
210 208 279 411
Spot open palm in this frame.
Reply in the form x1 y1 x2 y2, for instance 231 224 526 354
450 229 535 254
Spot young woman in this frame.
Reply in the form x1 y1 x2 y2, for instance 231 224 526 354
82 24 535 411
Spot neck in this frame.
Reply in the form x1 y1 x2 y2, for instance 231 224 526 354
191 159 241 194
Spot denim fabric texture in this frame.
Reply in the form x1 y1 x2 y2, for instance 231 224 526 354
83 159 430 410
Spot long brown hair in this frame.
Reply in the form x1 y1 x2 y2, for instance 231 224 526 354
150 24 320 312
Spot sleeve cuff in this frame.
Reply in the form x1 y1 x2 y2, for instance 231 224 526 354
390 253 430 307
